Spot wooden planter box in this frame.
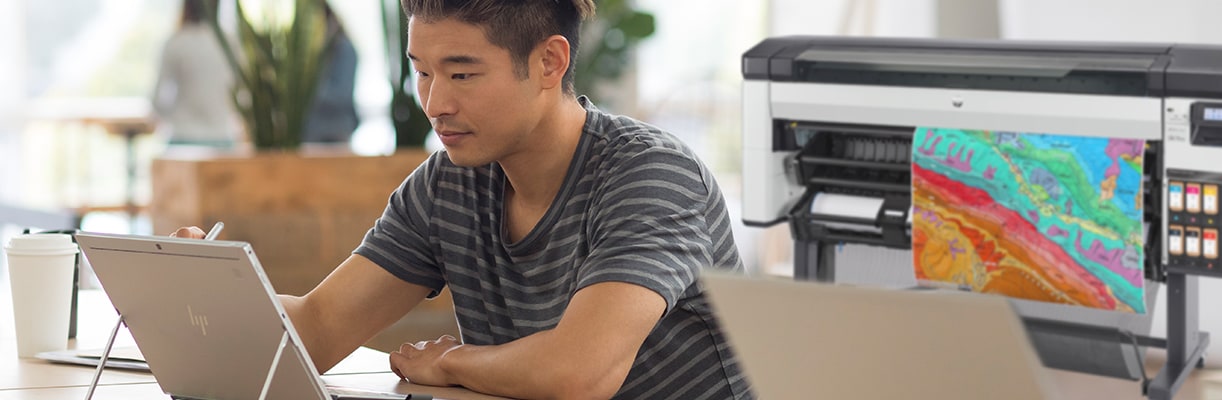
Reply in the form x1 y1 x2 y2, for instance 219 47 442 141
150 148 461 346
150 148 431 296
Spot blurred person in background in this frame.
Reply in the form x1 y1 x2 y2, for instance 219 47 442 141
151 0 241 149
302 2 360 145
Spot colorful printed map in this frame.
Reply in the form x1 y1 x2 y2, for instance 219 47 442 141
911 128 1146 313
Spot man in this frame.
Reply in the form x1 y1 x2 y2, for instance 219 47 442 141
176 0 753 398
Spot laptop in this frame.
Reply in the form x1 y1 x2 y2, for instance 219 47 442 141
76 232 401 400
702 273 1059 400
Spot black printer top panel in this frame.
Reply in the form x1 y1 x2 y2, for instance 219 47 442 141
743 36 1222 99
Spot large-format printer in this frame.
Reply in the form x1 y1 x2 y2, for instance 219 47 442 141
741 36 1222 399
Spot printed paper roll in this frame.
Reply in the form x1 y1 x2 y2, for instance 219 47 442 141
809 193 885 233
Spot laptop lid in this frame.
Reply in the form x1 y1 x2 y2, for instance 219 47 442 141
76 232 329 400
702 273 1059 400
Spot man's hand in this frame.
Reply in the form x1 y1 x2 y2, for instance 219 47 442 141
389 335 463 387
169 226 206 239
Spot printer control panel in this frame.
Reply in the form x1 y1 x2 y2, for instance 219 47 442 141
1166 170 1222 277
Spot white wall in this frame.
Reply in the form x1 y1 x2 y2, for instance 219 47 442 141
769 0 935 38
1000 0 1222 44
0 0 25 204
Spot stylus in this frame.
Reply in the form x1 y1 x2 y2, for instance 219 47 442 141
204 221 225 240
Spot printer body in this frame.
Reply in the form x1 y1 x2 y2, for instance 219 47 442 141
742 36 1222 389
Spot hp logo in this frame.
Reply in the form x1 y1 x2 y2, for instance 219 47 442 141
188 306 209 336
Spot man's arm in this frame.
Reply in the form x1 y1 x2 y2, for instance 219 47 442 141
391 281 665 400
280 254 433 373
171 227 431 373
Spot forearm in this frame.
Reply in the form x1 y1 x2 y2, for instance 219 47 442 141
391 283 663 399
440 329 630 400
278 294 351 373
279 255 432 373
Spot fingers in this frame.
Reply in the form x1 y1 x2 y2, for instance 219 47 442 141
394 336 456 360
396 335 459 355
389 352 406 380
413 336 459 351
390 337 460 387
169 226 206 239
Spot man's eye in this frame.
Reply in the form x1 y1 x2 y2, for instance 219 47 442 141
452 73 471 80
416 70 430 78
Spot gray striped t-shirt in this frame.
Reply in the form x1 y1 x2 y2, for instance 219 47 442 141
355 98 755 399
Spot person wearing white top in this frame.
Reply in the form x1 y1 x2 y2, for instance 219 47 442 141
151 0 241 148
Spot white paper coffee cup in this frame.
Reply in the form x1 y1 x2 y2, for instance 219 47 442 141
5 234 78 358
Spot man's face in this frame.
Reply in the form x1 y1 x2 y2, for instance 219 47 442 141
408 17 543 167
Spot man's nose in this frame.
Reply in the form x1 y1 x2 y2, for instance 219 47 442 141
423 80 457 119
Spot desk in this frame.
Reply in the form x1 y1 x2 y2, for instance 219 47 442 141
0 370 503 400
8 293 1222 398
0 289 501 400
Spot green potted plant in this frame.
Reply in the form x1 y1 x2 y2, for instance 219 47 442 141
575 0 656 102
207 0 330 150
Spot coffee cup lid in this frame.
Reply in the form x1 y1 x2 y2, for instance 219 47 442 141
4 234 79 256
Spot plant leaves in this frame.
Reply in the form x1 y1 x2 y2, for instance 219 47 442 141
617 11 655 40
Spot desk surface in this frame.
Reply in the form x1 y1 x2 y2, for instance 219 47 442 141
7 285 1222 398
0 373 506 400
0 374 504 400
0 286 500 399
1051 356 1222 399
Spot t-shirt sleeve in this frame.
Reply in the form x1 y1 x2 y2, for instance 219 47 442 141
353 152 447 297
577 143 714 313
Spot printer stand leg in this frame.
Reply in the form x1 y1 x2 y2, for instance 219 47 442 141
1147 274 1208 400
793 240 835 282
816 242 836 282
793 240 813 281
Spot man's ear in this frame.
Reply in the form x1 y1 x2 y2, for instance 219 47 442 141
536 34 570 90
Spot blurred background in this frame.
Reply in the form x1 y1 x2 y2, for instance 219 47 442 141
3 0 1222 277
4 0 1222 362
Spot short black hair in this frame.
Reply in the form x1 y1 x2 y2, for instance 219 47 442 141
401 0 596 95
